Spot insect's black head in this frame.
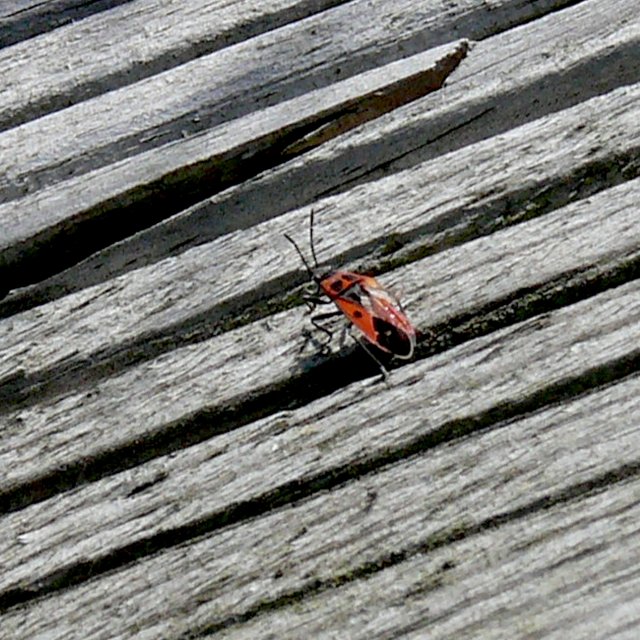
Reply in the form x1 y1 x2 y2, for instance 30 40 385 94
312 267 333 283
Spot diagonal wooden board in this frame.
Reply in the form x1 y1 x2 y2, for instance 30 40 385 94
1 260 639 605
210 452 640 640
48 0 640 293
1 0 638 295
2 0 638 303
0 39 468 288
0 0 346 126
0 0 578 186
1 81 639 391
1 171 639 502
1 279 638 634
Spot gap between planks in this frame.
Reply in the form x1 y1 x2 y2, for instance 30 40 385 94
0 170 639 513
0 273 639 613
0 40 468 291
0 83 639 399
2 0 639 308
1 356 639 636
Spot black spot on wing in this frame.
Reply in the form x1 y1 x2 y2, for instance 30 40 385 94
372 317 412 356
353 310 363 318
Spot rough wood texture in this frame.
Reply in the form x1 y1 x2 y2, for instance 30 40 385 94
0 1 131 48
1 85 638 389
0 0 639 638
2 174 638 502
2 278 640 637
2 277 639 602
1 0 637 303
0 40 468 288
0 0 350 128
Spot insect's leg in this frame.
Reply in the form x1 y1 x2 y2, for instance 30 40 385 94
298 310 343 354
351 333 389 383
310 310 343 351
303 295 333 314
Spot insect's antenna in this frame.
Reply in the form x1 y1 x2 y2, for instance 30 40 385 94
309 209 320 269
284 233 315 280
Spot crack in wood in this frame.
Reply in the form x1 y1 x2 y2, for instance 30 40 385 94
179 458 640 639
0 351 638 614
1 173 638 422
280 42 469 157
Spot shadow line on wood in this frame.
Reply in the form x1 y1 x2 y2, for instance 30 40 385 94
1 349 638 613
338 37 640 195
0 0 132 49
182 453 640 639
1 168 639 420
0 253 638 515
0 0 351 129
5 72 639 315
0 44 468 296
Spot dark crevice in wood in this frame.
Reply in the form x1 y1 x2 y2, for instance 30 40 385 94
0 0 134 49
1 238 639 422
185 458 640 639
2 140 638 323
333 37 640 195
0 44 468 296
0 41 468 207
4 41 639 311
1 234 639 429
0 259 639 507
0 352 638 614
1 161 638 423
416 251 640 360
0 0 353 129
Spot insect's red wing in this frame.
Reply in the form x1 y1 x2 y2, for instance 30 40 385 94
321 272 416 358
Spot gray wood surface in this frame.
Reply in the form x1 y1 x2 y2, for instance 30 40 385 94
1 84 638 391
0 0 345 128
0 1 131 48
2 0 637 304
1 172 639 499
0 0 639 638
2 277 639 638
0 39 468 289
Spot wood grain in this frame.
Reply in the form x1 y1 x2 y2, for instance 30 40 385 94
1 84 638 390
0 1 131 48
0 0 350 129
2 0 638 303
0 0 510 195
2 173 639 501
1 313 638 633
1 1 639 638
0 40 468 290
1 261 639 602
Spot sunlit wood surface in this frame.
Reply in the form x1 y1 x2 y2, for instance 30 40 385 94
1 1 639 638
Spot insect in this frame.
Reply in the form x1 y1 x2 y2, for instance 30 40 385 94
284 210 417 378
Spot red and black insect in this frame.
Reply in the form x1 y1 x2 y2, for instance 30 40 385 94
285 210 417 377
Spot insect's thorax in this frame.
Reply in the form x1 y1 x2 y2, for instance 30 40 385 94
319 271 369 299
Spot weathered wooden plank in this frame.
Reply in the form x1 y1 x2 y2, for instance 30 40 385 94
2 360 638 636
0 40 467 290
0 1 131 48
1 267 638 603
131 0 640 276
1 169 638 491
1 85 638 390
0 0 347 128
0 0 550 199
210 466 640 640
3 0 638 302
